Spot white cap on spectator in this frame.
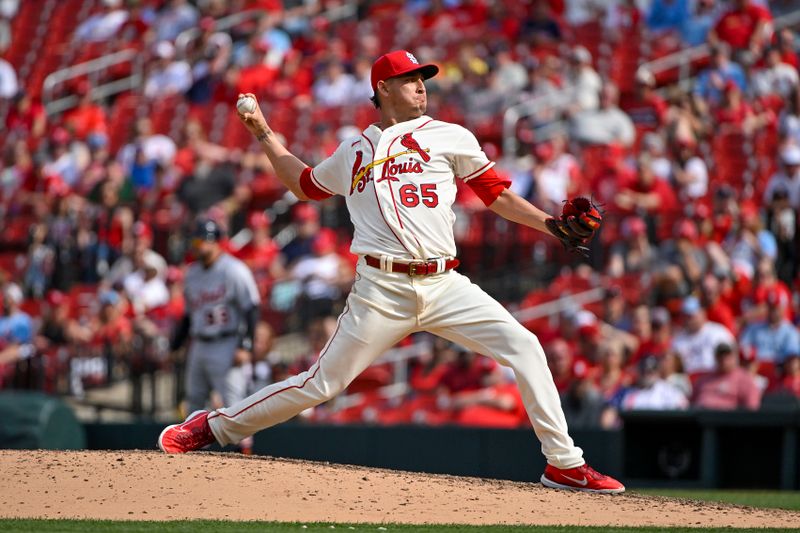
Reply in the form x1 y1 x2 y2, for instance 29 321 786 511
102 0 122 7
154 41 176 60
4 283 22 305
572 46 592 64
635 67 655 87
781 145 800 166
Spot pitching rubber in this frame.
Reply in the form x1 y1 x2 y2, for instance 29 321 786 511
157 410 207 453
540 474 626 494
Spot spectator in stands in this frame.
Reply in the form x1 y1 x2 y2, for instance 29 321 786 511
106 223 167 297
43 127 84 189
594 341 634 401
680 0 720 47
249 321 275 393
254 11 292 65
236 211 285 296
724 204 778 284
350 56 376 103
764 187 797 285
290 228 353 321
281 203 321 266
562 0 605 28
660 350 692 397
623 69 668 134
144 41 193 100
670 137 708 202
520 2 562 46
629 306 674 367
91 176 134 277
740 289 800 364
672 296 736 375
708 0 772 60
774 354 800 397
607 216 659 278
764 145 800 210
776 28 799 69
657 219 707 292
36 290 91 351
752 46 799 99
640 132 671 181
152 0 199 43
235 39 280 97
122 247 170 315
713 80 772 135
693 44 747 108
531 140 580 213
63 83 109 146
4 90 46 141
618 355 690 411
664 88 707 146
602 285 630 331
449 372 528 429
701 272 738 336
571 83 635 147
74 0 129 43
603 0 641 40
185 17 232 105
692 342 762 410
23 223 54 299
614 154 679 218
545 338 578 394
645 0 689 36
566 46 602 113
779 87 800 149
176 154 241 216
437 346 504 395
313 61 357 108
0 283 35 366
0 56 17 100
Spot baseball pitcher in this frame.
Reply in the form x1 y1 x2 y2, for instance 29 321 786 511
159 50 623 493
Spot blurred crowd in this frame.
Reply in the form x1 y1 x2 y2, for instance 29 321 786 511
0 0 800 426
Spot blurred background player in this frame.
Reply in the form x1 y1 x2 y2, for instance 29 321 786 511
169 219 260 453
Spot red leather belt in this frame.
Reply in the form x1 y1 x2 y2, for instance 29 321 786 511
365 256 460 276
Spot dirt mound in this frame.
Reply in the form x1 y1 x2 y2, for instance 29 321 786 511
1 450 796 527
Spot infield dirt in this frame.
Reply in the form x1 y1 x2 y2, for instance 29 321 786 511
0 450 796 527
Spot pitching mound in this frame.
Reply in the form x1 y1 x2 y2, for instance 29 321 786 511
1 450 797 527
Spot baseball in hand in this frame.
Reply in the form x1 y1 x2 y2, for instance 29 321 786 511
237 95 257 114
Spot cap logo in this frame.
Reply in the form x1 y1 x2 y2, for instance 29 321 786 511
406 52 419 65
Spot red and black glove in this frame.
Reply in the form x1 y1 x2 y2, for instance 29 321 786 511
545 197 603 256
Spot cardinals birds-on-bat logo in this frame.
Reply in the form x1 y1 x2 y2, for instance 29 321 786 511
400 133 431 162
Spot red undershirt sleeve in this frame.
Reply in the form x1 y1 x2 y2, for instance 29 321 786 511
299 167 334 201
465 168 511 206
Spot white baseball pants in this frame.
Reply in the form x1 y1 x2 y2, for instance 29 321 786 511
207 258 584 469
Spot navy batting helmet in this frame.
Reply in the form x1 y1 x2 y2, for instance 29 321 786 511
193 219 223 242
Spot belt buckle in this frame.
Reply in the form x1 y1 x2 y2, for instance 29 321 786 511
408 261 427 277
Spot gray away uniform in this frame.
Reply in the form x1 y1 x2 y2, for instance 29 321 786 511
181 253 260 413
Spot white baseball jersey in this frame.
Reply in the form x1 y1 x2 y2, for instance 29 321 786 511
307 115 495 260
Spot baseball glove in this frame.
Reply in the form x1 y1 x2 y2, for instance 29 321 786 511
545 197 603 256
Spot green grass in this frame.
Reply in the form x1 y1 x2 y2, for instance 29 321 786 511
0 522 798 533
634 489 800 511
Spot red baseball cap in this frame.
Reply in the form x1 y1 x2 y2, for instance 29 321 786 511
370 50 439 92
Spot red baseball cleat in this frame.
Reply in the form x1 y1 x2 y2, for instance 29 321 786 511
158 410 216 454
541 463 625 493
